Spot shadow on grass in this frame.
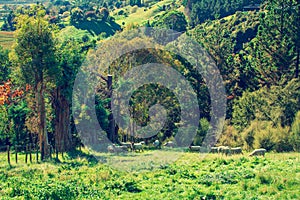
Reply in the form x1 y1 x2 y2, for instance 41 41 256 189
73 19 121 37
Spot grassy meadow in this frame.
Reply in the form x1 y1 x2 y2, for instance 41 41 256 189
113 0 183 27
0 150 299 199
0 31 14 49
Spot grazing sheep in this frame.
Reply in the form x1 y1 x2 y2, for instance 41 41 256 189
189 146 201 152
107 144 127 153
107 145 114 153
113 145 128 153
133 141 145 152
249 148 266 157
163 141 175 148
153 140 160 149
120 142 133 151
217 146 227 154
231 147 243 155
210 147 219 154
222 146 231 156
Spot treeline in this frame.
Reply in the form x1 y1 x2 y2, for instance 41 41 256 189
190 0 300 152
0 5 96 160
0 0 299 157
183 0 262 26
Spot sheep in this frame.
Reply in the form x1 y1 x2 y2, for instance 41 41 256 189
210 147 219 154
120 142 133 151
163 141 175 148
107 144 127 153
113 145 128 153
107 145 114 153
189 146 201 152
249 148 266 157
222 146 231 156
217 146 227 154
231 147 243 155
133 141 145 152
153 140 160 149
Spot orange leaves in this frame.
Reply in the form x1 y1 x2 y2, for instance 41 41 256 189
0 81 30 105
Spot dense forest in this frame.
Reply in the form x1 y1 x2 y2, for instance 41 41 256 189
0 0 299 161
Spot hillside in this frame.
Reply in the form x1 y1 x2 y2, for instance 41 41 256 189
0 0 299 199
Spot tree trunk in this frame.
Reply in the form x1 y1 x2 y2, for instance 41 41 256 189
54 87 73 153
37 80 49 160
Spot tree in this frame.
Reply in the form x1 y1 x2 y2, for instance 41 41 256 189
10 14 57 160
53 38 85 153
247 0 299 86
0 46 10 82
152 10 188 32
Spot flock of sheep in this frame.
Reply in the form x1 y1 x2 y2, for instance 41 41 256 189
107 141 266 157
189 145 266 157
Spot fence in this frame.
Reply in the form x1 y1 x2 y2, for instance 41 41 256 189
0 143 58 165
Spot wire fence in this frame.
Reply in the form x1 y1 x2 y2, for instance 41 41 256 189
0 144 64 165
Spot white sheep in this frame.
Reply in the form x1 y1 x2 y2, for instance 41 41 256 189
120 142 133 151
107 145 114 153
249 148 266 157
210 147 219 154
163 141 175 148
153 140 160 148
231 147 243 155
107 144 128 153
217 146 227 154
189 146 201 152
133 141 145 152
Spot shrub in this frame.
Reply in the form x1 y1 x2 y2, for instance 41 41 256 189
218 121 243 147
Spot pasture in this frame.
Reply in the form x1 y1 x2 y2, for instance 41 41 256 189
113 0 183 27
0 31 14 49
0 149 299 199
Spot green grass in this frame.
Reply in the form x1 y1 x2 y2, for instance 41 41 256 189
0 31 14 49
113 0 184 27
0 149 299 199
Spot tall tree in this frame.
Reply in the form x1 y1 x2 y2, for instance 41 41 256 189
10 13 57 160
53 38 85 153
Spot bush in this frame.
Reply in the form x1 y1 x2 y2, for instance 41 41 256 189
218 121 243 147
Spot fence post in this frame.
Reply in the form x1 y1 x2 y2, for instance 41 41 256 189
25 145 28 163
7 145 10 166
36 145 38 163
15 145 18 164
29 144 32 163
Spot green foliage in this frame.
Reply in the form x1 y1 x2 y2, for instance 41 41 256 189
185 0 262 26
129 0 142 7
246 0 300 85
193 118 209 145
232 79 300 131
151 10 187 32
0 45 10 82
241 120 294 152
7 100 30 145
218 121 243 147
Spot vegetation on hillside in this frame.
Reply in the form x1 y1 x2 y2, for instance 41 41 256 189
0 0 299 199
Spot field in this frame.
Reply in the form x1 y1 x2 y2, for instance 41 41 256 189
0 150 299 199
113 0 184 26
0 31 14 49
